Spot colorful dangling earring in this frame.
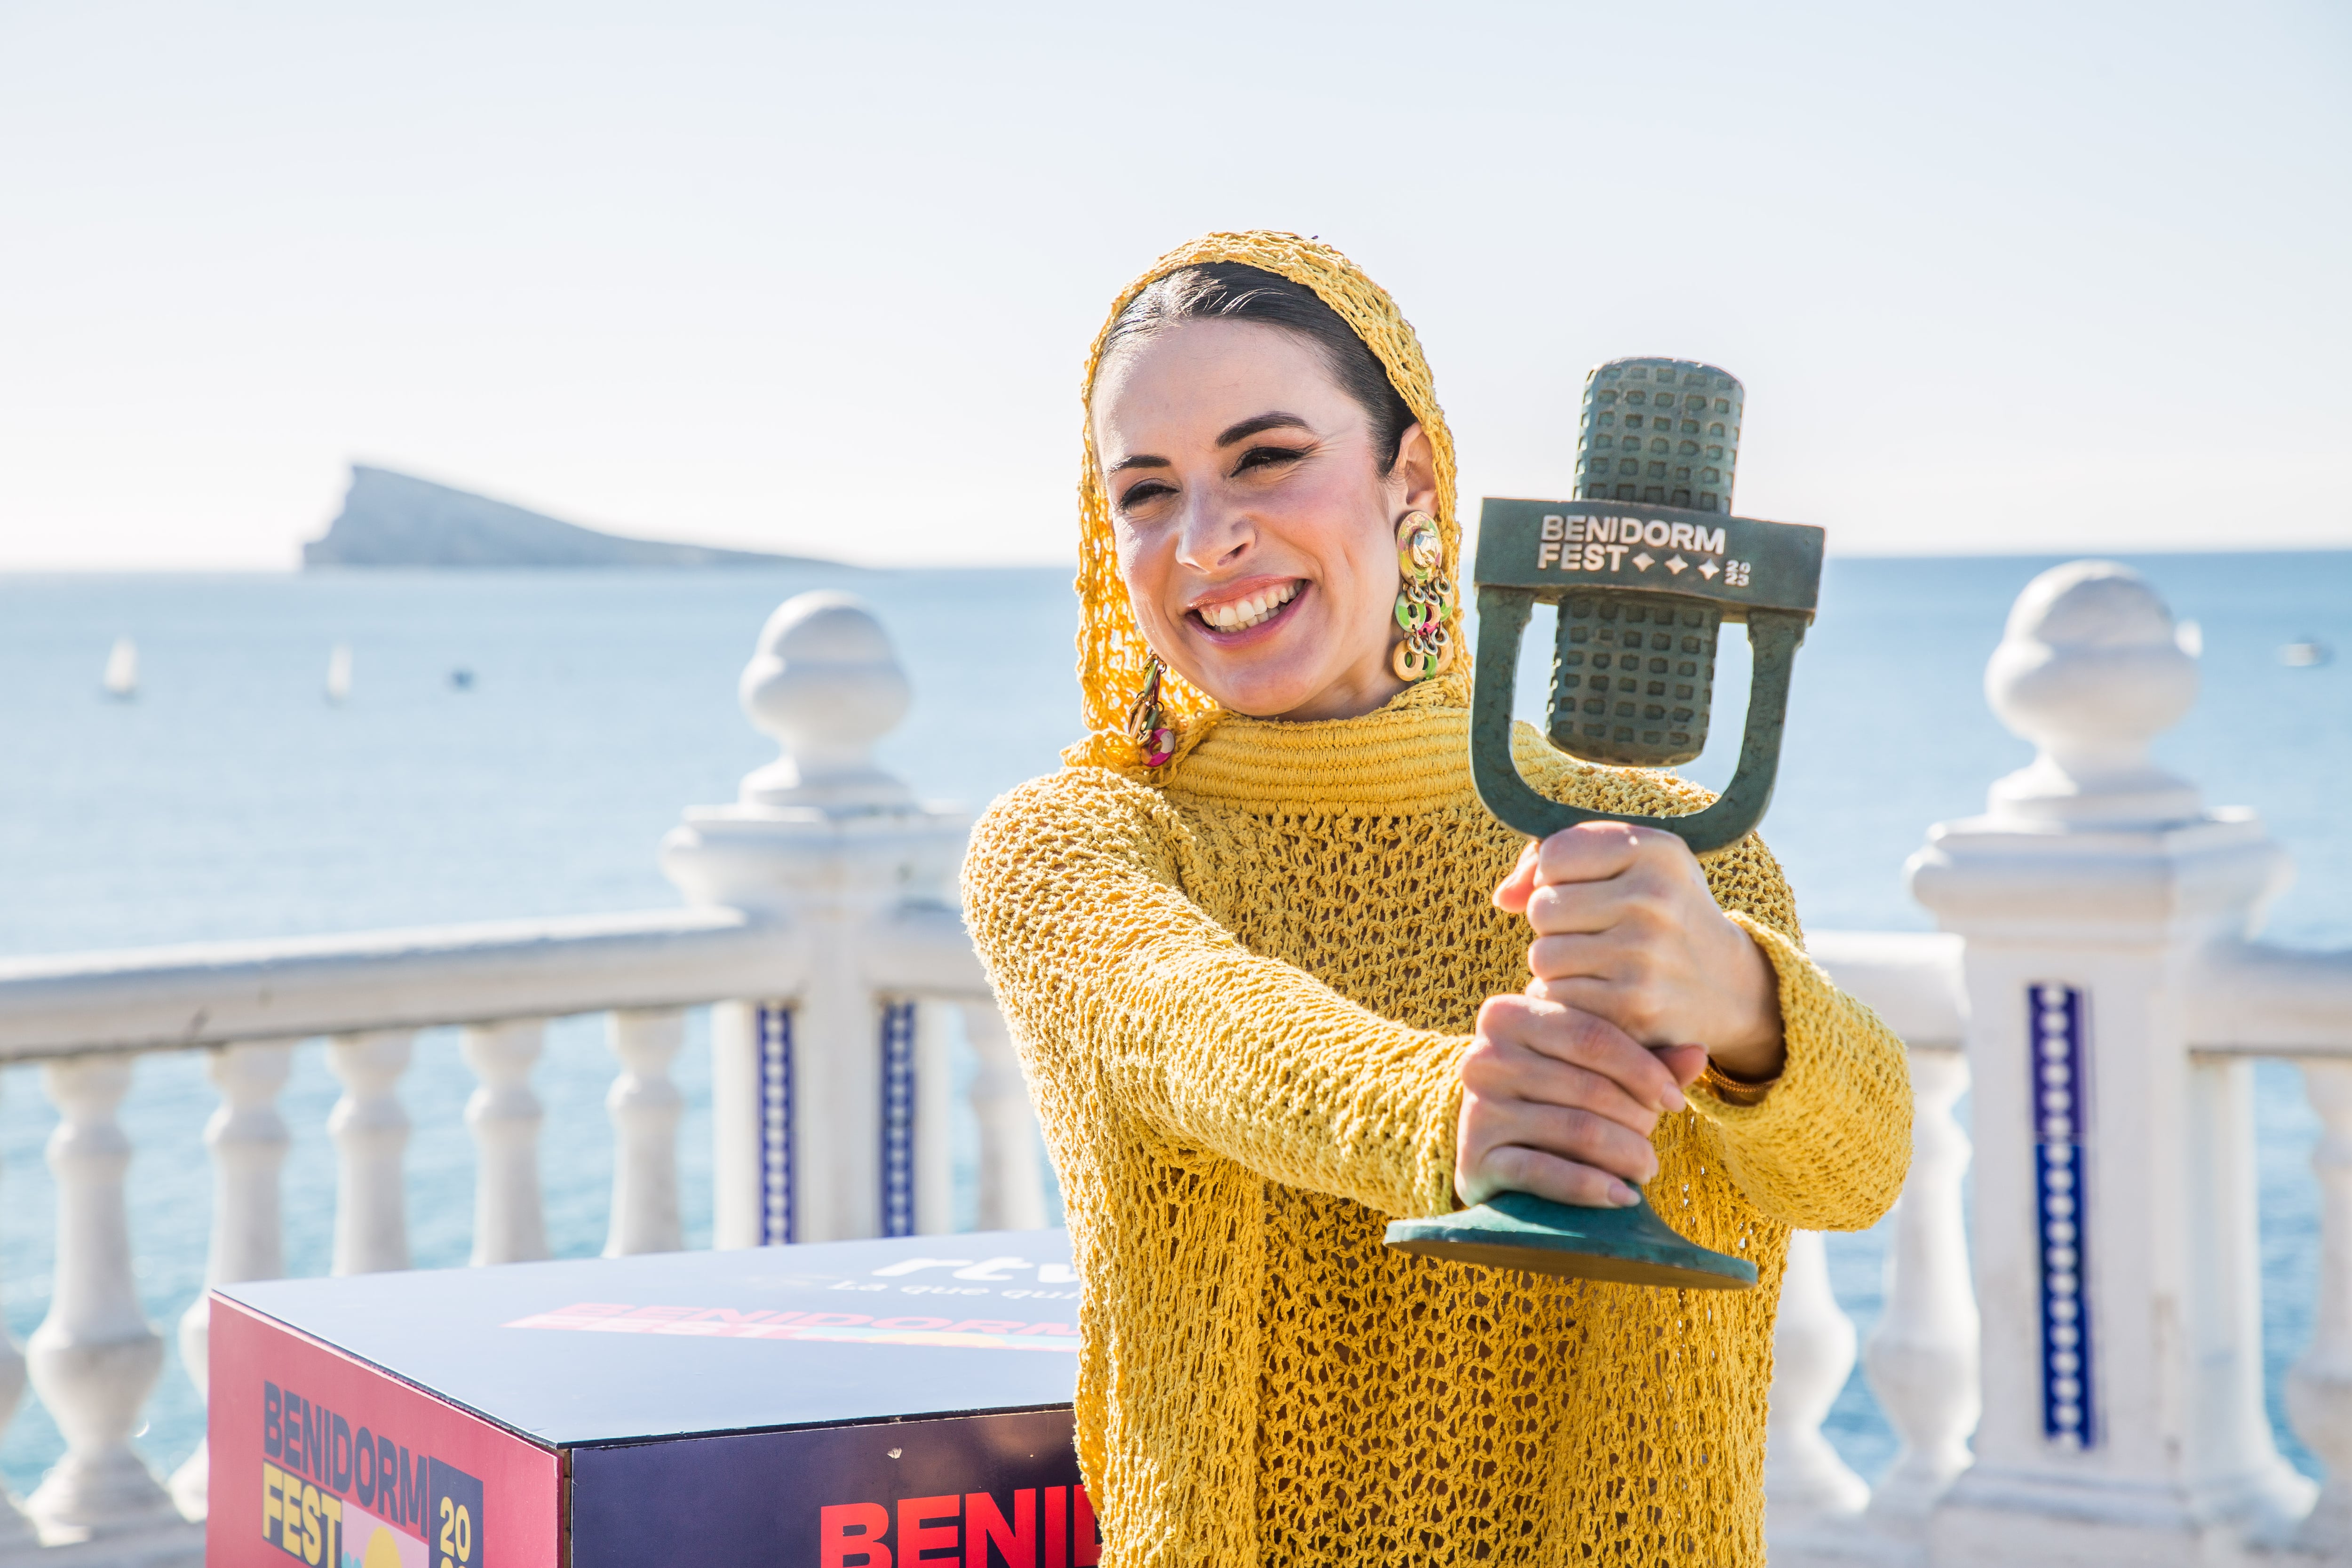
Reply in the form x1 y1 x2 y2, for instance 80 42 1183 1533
1127 654 1177 767
1391 510 1456 682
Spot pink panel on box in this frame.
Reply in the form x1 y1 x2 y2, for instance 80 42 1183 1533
207 1296 561 1568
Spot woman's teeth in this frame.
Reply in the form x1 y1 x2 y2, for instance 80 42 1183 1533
1202 582 1299 631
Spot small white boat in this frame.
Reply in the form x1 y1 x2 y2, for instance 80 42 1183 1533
2281 639 2333 668
103 638 138 700
326 644 353 703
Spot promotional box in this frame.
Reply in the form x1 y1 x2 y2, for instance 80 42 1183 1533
208 1229 1092 1568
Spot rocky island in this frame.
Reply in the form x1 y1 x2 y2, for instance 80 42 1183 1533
303 465 830 568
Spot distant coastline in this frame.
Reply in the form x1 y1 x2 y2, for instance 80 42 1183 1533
302 466 832 569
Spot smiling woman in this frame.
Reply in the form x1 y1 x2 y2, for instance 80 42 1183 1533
959 231 1912 1565
1089 264 1434 724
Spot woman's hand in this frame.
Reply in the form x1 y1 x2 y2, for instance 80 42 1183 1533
1495 821 1786 1080
1453 822 1787 1211
1454 994 1702 1208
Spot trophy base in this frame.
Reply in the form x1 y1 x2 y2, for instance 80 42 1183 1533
1385 1189 1758 1290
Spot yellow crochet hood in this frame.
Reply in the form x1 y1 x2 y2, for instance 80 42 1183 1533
1067 231 1468 772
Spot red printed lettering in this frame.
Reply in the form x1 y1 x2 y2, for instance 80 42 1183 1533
966 1488 1036 1567
1074 1485 1101 1567
822 1502 892 1568
1043 1488 1067 1568
899 1495 961 1564
681 1308 774 1324
798 1313 877 1329
873 1317 955 1330
1012 1323 1073 1336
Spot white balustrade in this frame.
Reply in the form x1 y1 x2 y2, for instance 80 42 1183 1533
2289 1060 2352 1559
1761 560 2352 1566
962 1002 1048 1232
40 571 2352 1563
168 1041 294 1521
0 587 1073 1558
24 1058 175 1543
0 1075 34 1550
464 1019 550 1266
0 907 779 1057
1906 562 2316 1562
605 1008 685 1257
1765 1230 1869 1529
1860 1048 1979 1528
328 1029 414 1275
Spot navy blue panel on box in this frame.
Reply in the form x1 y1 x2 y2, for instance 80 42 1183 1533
569 1409 1090 1568
217 1231 1080 1446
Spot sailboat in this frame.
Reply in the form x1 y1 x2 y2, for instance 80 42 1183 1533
326 644 353 704
103 638 138 700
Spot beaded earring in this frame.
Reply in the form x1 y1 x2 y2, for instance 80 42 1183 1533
1127 654 1177 767
1391 510 1456 682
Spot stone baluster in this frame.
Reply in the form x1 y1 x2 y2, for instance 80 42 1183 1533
1764 1229 1869 1530
328 1029 414 1274
0 1082 35 1546
2289 1060 2352 1556
24 1056 176 1542
168 1041 294 1520
605 1009 685 1257
962 1002 1048 1231
465 1019 549 1265
1862 1047 1981 1524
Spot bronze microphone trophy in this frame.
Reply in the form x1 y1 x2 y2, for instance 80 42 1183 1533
1386 357 1823 1289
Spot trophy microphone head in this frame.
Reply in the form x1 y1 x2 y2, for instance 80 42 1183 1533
1573 357 1745 511
1552 358 1749 770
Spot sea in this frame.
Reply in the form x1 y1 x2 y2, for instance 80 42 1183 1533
6 551 2352 1499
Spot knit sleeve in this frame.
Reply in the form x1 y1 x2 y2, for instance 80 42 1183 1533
1687 833 1914 1232
961 768 1466 1221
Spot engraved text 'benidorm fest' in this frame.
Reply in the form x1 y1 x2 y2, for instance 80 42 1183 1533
1533 513 1754 588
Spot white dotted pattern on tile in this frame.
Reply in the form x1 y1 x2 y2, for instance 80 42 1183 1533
2033 982 2095 1449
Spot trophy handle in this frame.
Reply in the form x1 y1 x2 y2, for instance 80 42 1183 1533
1469 587 1807 855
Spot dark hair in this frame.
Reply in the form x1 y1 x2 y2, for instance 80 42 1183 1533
1099 262 1418 474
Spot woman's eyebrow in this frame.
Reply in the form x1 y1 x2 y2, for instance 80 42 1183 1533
1106 454 1170 474
1216 412 1313 447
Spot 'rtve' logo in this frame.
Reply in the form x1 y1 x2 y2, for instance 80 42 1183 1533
822 1485 1102 1568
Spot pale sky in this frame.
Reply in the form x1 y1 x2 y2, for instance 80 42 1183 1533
2 0 2345 570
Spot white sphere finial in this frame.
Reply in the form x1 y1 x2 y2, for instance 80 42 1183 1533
736 591 915 812
1984 560 2201 825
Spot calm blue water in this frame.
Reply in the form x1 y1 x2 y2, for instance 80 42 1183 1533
3 553 2351 1496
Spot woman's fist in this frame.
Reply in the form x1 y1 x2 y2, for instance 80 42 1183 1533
1493 821 1785 1082
1453 993 1707 1209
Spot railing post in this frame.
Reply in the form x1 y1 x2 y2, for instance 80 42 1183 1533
2289 1059 2352 1556
25 1055 176 1541
1907 561 2313 1560
605 1008 685 1257
328 1029 414 1274
962 1002 1047 1232
664 593 966 1246
169 1040 294 1521
1862 1046 1980 1523
1764 1230 1868 1531
464 1019 549 1266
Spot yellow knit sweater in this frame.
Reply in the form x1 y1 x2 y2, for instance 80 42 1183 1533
961 679 1913 1566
